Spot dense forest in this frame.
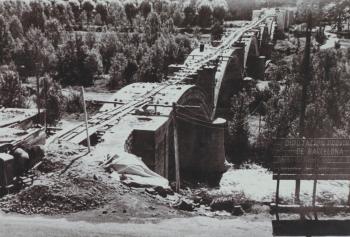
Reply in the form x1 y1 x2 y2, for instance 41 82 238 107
0 0 261 121
225 0 350 165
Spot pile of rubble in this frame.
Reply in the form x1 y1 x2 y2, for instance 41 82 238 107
0 141 117 215
0 176 114 215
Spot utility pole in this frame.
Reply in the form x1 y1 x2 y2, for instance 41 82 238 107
297 11 313 204
172 103 180 192
81 87 91 152
35 63 41 123
44 76 48 134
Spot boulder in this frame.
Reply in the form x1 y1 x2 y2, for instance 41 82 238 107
210 196 235 212
12 148 29 176
173 199 194 212
28 145 45 167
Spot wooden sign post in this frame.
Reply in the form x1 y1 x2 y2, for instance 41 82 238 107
272 138 350 213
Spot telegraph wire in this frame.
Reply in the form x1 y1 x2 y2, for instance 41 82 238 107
174 99 265 129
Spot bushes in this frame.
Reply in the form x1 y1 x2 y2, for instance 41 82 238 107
0 68 24 108
55 34 102 86
64 89 83 114
108 53 127 90
40 76 65 125
226 91 252 164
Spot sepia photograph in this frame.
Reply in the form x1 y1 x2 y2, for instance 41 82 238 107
1 0 350 236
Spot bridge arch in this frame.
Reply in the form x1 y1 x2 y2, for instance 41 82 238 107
213 48 244 118
163 85 226 183
245 35 260 76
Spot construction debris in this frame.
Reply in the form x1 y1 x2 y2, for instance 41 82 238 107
172 198 195 212
0 177 113 215
103 154 170 190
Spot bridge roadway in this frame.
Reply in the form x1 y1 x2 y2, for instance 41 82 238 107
55 14 275 145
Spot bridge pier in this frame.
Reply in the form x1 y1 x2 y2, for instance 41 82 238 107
176 117 226 184
196 65 217 110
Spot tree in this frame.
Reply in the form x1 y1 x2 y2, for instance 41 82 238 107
68 0 81 25
44 19 63 48
211 22 223 41
25 27 57 77
55 36 77 85
108 53 127 89
82 48 103 86
124 2 138 26
100 34 120 73
299 12 313 137
107 1 127 27
174 35 192 63
22 1 46 32
197 4 212 28
40 75 65 125
80 11 88 28
96 1 108 25
173 9 184 27
226 91 252 163
9 16 23 39
183 5 196 27
0 15 14 65
139 1 151 19
82 0 95 25
95 13 103 26
0 68 24 108
52 1 70 26
85 32 97 50
56 35 102 86
213 6 226 24
146 12 161 44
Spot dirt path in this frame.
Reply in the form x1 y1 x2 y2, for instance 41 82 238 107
0 213 273 237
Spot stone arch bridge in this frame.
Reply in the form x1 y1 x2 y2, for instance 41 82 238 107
56 8 295 183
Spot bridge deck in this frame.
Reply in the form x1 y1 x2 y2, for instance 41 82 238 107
54 14 275 145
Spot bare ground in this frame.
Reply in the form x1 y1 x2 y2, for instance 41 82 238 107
0 141 190 220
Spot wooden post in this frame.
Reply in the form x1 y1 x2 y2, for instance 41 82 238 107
276 175 280 207
348 182 350 206
275 171 280 221
81 87 91 152
3 167 8 195
173 103 180 192
312 156 318 208
36 67 40 123
44 77 48 133
312 155 319 219
295 180 301 204
165 132 169 179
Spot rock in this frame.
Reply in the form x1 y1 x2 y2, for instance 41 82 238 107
232 205 244 216
12 148 29 176
102 210 107 214
173 199 194 212
28 145 45 167
145 188 157 195
210 197 235 212
154 186 167 198
192 190 213 206
165 188 174 196
1 208 10 213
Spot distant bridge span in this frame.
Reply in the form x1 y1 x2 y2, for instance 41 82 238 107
53 8 294 182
